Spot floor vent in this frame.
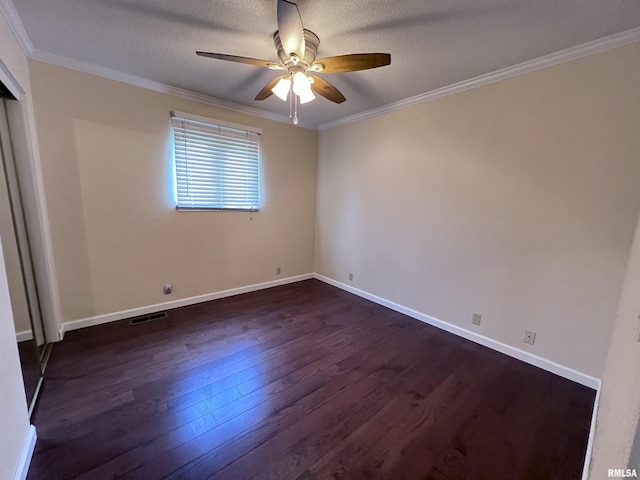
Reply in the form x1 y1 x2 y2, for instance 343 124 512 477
129 312 168 325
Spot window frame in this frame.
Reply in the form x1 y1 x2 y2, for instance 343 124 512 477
171 111 262 212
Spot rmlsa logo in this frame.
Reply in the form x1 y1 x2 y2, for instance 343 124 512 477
608 469 638 478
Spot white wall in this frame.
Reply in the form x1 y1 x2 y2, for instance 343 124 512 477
589 208 640 476
0 8 35 478
28 61 318 323
0 235 30 480
316 41 640 379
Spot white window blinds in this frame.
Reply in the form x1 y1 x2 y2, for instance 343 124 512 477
171 111 261 210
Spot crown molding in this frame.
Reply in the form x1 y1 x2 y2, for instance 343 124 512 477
0 0 33 56
29 49 317 130
318 26 640 131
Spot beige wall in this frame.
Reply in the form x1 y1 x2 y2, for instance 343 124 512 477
28 60 318 321
0 9 34 479
316 42 640 378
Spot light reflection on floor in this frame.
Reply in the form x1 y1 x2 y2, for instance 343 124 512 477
170 340 273 450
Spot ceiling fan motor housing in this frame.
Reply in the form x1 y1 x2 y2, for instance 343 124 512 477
274 29 320 69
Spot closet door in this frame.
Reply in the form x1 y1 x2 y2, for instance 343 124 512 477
0 96 50 414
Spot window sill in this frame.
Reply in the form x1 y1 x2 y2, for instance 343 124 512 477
176 207 260 212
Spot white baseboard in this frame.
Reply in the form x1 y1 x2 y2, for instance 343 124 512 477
60 273 314 336
14 425 36 480
57 271 600 390
15 330 33 342
314 273 601 390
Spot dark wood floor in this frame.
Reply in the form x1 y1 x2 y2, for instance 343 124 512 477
28 279 595 480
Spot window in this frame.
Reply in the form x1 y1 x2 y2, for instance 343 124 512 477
171 111 261 210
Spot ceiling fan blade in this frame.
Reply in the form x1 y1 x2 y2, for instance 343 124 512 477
255 76 284 100
310 76 346 104
196 51 277 68
312 53 391 73
277 0 305 59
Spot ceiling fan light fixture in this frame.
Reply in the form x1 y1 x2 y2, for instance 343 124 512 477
292 71 313 99
272 76 292 101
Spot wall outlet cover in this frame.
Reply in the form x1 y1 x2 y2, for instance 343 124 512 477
524 330 536 345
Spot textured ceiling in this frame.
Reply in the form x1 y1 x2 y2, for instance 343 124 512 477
10 0 640 127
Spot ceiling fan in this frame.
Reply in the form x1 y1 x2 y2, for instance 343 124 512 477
196 0 391 124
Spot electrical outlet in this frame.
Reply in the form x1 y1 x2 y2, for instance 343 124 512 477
348 272 354 281
524 330 536 345
276 266 281 275
472 313 482 326
163 284 172 295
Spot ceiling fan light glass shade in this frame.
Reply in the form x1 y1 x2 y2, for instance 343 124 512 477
292 72 315 104
297 88 316 104
292 72 311 94
271 77 291 101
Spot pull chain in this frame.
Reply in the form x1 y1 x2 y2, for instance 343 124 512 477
289 83 293 120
